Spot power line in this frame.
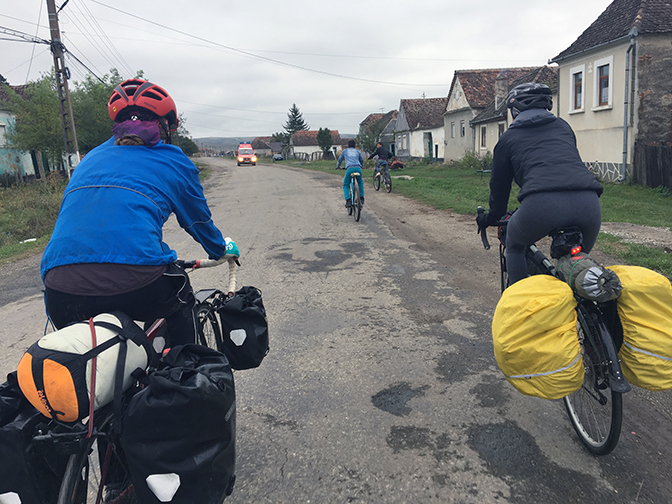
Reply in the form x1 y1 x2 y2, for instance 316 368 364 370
87 0 451 88
26 0 44 82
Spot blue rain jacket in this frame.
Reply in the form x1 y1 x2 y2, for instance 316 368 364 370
41 138 226 280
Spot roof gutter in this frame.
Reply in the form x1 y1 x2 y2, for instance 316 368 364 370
620 28 639 182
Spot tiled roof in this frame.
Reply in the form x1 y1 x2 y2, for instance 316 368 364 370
0 84 28 103
471 66 559 125
251 136 273 149
400 97 447 130
291 129 341 146
450 68 538 110
551 0 672 62
360 113 384 127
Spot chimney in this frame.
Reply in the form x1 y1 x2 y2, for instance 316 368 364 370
495 72 508 109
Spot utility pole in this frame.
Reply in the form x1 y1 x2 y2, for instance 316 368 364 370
46 0 79 176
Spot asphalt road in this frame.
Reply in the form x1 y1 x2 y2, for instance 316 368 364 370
1 158 671 503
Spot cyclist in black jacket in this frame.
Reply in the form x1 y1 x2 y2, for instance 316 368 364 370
476 83 603 284
368 142 391 176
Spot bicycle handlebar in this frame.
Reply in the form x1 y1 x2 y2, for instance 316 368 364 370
176 256 238 296
477 207 491 250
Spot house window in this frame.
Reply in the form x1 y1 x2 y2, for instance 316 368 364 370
451 122 455 138
397 136 402 151
480 126 487 148
592 55 613 109
498 123 505 138
598 65 609 105
460 121 465 137
0 123 6 147
569 64 585 113
402 135 407 150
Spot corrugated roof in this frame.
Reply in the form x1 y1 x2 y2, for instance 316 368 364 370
551 0 672 62
399 97 447 130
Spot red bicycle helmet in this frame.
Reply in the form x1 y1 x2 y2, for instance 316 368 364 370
108 79 178 131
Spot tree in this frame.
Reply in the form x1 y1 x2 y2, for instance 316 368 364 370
3 73 65 170
172 113 200 156
71 69 126 153
357 118 386 155
316 127 333 158
282 103 309 138
0 74 8 86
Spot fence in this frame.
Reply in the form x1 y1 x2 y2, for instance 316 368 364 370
634 142 672 191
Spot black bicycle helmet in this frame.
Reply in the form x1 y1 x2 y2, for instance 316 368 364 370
506 83 552 114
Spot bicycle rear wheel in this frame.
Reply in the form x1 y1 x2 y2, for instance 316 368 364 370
384 171 392 193
373 171 381 191
195 303 223 351
563 306 623 455
58 414 137 503
352 179 361 222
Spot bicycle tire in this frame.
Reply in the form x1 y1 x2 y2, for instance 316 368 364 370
563 305 623 455
384 171 392 193
348 182 354 216
58 413 137 504
195 303 223 352
353 179 362 222
499 245 509 293
373 171 381 191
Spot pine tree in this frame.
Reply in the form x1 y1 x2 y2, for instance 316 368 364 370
316 127 333 157
282 104 309 138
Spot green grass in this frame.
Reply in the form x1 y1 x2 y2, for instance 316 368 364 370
597 233 672 277
292 158 672 277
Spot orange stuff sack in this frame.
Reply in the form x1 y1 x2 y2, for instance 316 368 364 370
17 312 150 423
492 275 583 400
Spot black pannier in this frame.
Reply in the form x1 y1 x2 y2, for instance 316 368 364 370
217 286 269 370
121 344 236 504
0 372 68 504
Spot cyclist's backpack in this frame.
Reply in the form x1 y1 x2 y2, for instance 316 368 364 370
121 344 236 504
607 265 672 391
0 373 67 504
492 275 583 400
217 286 269 370
16 312 152 423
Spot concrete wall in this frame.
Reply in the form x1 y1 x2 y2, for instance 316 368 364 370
0 112 35 178
444 108 476 162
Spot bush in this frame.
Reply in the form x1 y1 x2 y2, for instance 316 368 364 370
0 172 67 247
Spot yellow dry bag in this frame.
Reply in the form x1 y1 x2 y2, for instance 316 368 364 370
608 265 672 391
492 275 583 400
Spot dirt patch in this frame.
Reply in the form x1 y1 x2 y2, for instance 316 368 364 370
600 222 672 252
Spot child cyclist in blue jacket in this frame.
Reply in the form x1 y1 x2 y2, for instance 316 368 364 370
337 139 364 207
41 79 239 345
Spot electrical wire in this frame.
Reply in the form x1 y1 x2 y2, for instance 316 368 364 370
26 0 44 82
87 0 451 88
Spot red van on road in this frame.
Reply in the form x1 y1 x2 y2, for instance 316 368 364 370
237 143 257 166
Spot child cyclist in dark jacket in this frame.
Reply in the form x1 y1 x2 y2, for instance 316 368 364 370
477 83 603 285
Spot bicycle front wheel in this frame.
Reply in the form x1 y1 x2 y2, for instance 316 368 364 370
353 179 362 222
563 307 623 455
373 171 381 191
384 171 392 193
196 303 223 351
58 414 137 503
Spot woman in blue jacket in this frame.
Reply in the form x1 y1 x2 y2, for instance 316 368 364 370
41 79 239 344
477 83 603 285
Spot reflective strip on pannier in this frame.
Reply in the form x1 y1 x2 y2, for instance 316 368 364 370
608 265 672 391
492 275 583 400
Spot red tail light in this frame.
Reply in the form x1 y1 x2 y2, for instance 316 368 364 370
571 246 582 256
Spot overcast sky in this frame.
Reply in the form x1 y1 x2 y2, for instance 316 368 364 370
2 0 614 139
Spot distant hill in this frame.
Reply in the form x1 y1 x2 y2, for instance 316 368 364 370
194 137 255 152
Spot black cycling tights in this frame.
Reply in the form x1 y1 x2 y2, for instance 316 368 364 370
44 264 197 346
505 190 602 285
